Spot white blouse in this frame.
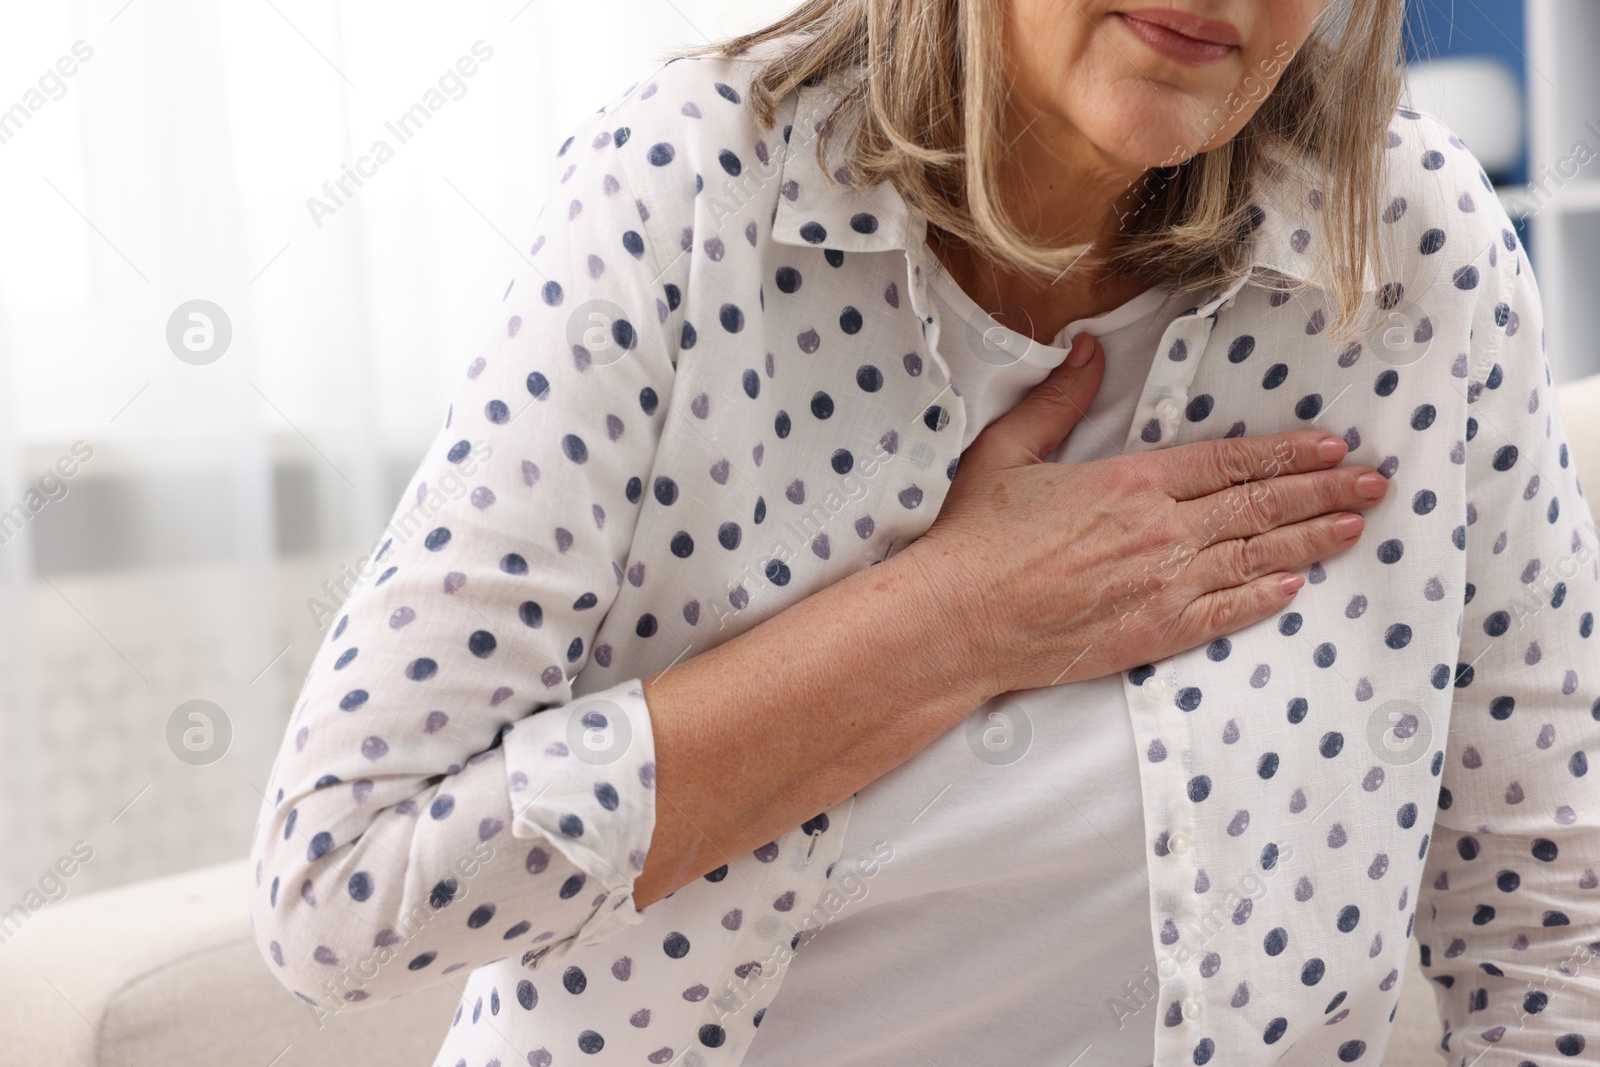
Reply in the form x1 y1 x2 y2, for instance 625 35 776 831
246 42 1600 1067
923 260 1173 453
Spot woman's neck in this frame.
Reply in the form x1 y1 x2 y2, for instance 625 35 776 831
924 63 1164 345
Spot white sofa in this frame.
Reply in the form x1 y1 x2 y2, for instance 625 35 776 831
9 374 1600 1067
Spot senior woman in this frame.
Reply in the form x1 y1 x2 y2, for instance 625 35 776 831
248 1 1600 1065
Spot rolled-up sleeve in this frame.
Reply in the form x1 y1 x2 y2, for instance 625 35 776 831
246 83 678 1015
1416 205 1600 1062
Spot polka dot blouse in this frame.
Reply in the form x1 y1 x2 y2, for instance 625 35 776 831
247 44 1600 1067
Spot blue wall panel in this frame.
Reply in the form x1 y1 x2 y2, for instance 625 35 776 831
1403 0 1529 186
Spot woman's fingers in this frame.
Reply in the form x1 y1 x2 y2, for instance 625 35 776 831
1139 428 1350 501
1176 464 1389 546
1183 509 1366 594
1176 568 1312 647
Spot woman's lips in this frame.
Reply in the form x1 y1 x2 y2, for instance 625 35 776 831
1114 8 1241 67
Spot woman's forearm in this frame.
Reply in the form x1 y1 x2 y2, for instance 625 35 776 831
634 544 994 908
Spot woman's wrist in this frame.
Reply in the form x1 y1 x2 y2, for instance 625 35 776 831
890 536 1014 709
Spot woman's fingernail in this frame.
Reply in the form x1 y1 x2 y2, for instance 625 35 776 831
1066 333 1093 368
1279 572 1305 594
1334 513 1365 538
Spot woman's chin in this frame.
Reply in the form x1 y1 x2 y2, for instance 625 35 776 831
1059 91 1224 172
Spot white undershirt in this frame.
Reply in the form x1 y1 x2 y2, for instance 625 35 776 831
741 264 1174 1067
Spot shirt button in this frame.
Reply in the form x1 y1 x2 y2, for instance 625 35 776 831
1156 397 1181 422
1182 998 1200 1020
1169 832 1190 855
1143 676 1170 702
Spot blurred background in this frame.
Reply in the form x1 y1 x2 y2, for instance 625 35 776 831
0 0 1570 970
0 0 802 914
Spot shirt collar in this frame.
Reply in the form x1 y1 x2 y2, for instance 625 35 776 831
770 69 925 255
769 71 1381 296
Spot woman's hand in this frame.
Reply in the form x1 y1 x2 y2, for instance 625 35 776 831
900 331 1389 698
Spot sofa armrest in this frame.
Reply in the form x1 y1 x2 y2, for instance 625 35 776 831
0 857 458 1067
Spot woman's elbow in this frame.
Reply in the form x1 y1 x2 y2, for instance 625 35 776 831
244 838 404 1013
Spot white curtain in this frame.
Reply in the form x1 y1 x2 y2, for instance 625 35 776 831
0 0 796 903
